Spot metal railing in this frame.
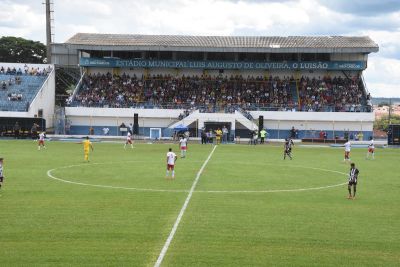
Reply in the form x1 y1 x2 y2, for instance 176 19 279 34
68 101 373 113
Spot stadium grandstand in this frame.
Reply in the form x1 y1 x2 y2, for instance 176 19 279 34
0 62 55 136
51 33 378 140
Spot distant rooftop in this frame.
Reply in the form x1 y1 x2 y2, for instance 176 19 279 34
64 33 379 53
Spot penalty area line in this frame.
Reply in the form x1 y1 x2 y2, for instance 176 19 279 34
154 145 217 267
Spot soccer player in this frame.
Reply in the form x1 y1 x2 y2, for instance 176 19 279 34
366 137 375 160
344 139 351 162
83 136 94 162
179 136 187 158
38 132 46 150
124 131 134 149
166 148 177 179
347 162 359 199
283 138 294 160
0 158 4 189
215 128 222 145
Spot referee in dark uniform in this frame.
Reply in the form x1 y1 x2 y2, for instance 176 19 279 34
348 163 359 199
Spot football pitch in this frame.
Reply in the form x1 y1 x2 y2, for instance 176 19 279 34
0 140 399 266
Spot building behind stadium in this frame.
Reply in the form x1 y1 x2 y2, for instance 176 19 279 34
1 33 379 141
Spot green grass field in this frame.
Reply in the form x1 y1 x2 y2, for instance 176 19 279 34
0 140 399 266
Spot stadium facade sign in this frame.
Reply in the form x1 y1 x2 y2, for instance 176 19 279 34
79 57 365 70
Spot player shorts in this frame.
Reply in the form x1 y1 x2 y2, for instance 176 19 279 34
344 151 350 158
167 164 174 170
180 146 187 151
38 140 44 145
348 180 357 186
126 140 132 144
368 148 374 153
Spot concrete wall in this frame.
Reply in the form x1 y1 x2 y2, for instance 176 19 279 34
65 107 374 140
65 107 183 136
28 68 55 126
51 44 79 66
66 107 184 118
249 110 374 139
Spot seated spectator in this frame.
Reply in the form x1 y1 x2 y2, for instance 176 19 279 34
15 76 21 85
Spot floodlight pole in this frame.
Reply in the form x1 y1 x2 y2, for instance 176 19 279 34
388 98 392 125
45 0 53 63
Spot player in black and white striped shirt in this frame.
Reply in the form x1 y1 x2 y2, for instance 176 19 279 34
0 158 4 189
283 138 294 160
348 163 359 199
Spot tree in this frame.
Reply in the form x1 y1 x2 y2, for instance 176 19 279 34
0 36 46 63
378 102 390 107
374 115 400 132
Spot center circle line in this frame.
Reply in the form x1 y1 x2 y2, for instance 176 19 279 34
46 161 348 194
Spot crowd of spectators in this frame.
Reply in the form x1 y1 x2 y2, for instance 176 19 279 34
1 76 21 90
71 73 296 111
1 76 23 101
7 92 23 101
71 73 370 113
0 65 52 76
298 76 369 112
178 109 191 120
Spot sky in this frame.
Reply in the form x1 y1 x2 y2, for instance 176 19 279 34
0 0 399 97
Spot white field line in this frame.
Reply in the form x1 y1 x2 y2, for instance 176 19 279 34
47 169 188 193
195 164 348 193
154 145 217 267
46 161 348 194
46 160 194 193
195 182 347 193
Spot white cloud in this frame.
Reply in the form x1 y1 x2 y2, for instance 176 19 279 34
52 0 326 40
0 3 45 41
364 56 400 97
356 29 400 59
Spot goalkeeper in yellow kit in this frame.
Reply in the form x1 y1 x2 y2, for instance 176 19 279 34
83 136 94 162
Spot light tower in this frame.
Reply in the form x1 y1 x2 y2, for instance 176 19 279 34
45 0 54 63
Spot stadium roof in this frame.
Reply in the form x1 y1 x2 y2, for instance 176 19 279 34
64 33 379 53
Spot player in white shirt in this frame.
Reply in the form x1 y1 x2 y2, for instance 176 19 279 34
344 140 351 162
38 132 46 150
0 158 4 189
366 138 375 160
166 148 177 179
179 136 188 158
124 132 134 149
